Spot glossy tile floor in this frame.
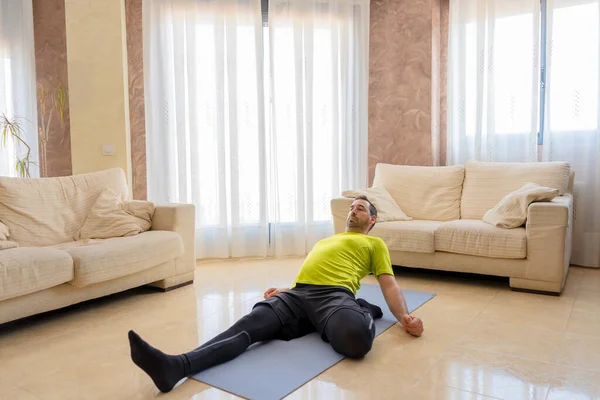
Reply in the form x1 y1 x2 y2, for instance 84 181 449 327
1 259 600 400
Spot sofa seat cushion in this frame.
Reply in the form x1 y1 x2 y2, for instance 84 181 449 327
369 220 443 253
56 231 184 287
0 248 73 301
435 220 526 259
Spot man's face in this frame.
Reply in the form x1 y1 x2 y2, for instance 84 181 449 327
346 200 375 231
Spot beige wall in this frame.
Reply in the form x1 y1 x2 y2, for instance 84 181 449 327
64 0 132 188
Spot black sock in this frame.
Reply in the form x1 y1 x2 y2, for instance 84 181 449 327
357 298 383 319
128 330 186 393
128 305 280 392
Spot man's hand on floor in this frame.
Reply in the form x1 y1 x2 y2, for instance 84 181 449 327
264 287 289 299
401 314 424 337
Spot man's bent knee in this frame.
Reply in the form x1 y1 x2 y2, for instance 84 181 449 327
325 309 374 358
332 331 372 358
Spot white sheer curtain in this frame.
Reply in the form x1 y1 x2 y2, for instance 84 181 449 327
0 0 38 177
267 0 369 256
144 0 369 259
447 0 540 164
543 0 600 267
144 0 268 259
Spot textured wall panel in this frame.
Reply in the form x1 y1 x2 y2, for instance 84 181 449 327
125 0 147 200
32 0 72 177
432 0 441 165
368 0 434 184
439 0 449 166
430 0 449 166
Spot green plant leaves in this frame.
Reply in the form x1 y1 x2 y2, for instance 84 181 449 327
1 112 31 178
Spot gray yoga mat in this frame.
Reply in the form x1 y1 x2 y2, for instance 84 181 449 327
191 284 435 400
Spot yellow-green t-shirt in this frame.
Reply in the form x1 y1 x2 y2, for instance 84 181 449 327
292 232 394 294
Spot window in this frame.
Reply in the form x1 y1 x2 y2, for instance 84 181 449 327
547 2 599 133
262 3 347 224
494 13 535 135
462 12 537 138
145 0 369 257
461 0 599 142
0 57 17 176
0 0 38 178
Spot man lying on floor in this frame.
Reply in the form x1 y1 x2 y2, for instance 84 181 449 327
128 195 425 393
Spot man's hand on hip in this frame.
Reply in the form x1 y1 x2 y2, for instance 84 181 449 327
264 287 289 299
401 314 424 337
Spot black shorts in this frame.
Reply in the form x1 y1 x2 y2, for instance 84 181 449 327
253 283 366 341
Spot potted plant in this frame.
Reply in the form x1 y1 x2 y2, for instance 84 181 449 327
0 83 68 178
38 83 67 177
0 113 34 178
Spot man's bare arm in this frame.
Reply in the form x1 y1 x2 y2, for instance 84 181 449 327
377 273 424 337
378 273 409 317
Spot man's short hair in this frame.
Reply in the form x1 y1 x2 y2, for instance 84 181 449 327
354 195 377 218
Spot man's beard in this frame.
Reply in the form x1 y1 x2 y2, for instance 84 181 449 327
346 217 365 229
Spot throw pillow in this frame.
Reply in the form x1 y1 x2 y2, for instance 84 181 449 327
75 188 155 240
483 182 559 229
0 241 18 250
0 221 9 241
0 222 17 249
341 187 412 222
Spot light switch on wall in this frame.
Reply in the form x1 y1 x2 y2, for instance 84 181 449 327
102 145 115 156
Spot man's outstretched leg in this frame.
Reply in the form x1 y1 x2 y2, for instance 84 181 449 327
128 304 282 392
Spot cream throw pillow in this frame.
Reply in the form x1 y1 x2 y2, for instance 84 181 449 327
75 189 155 240
483 183 559 229
342 187 412 222
0 221 9 241
371 163 465 221
0 241 18 250
0 222 18 249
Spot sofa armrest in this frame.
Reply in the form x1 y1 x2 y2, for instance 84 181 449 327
151 203 196 276
524 195 573 285
527 195 571 228
331 197 353 234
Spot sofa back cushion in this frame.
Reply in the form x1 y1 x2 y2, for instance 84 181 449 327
372 163 465 221
0 169 129 246
461 160 571 220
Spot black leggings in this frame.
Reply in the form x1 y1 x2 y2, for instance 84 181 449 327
180 305 281 376
180 304 375 376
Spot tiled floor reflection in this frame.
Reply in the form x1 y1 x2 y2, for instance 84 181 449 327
1 258 599 399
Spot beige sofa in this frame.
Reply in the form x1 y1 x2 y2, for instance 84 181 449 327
0 169 195 324
332 161 574 295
